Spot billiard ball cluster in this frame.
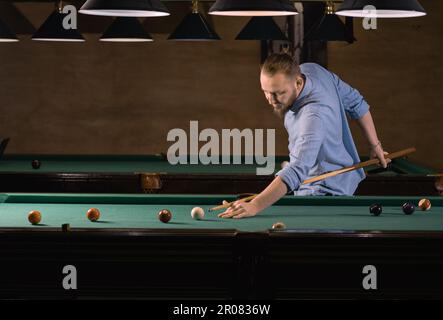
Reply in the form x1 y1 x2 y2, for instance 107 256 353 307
156 207 206 223
28 207 209 226
369 198 431 216
27 207 101 226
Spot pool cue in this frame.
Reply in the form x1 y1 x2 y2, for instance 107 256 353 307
301 147 416 185
208 147 416 212
208 194 256 212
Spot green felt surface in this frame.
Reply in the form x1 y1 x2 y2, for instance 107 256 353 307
0 155 277 174
1 194 442 232
0 154 434 175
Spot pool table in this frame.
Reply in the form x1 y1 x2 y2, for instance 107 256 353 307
0 154 441 196
1 193 442 299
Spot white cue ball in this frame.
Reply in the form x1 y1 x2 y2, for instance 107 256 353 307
281 161 290 169
191 207 205 220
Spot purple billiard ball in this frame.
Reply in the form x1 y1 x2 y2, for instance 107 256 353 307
402 202 415 215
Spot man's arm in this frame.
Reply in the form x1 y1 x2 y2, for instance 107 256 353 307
330 71 388 167
218 176 287 219
219 107 325 219
355 111 388 168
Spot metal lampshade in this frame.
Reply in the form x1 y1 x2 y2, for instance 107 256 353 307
100 17 153 42
169 12 220 41
236 17 288 41
209 0 297 16
306 15 355 43
32 10 84 42
80 0 170 17
336 0 426 18
0 19 18 42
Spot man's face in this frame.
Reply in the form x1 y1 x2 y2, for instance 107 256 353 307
260 71 298 117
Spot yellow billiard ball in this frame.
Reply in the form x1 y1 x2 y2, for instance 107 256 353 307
418 198 431 211
272 222 286 230
28 210 42 225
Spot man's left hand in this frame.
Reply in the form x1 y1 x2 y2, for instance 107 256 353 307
370 143 391 168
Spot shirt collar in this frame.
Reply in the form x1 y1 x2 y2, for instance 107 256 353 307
289 73 313 112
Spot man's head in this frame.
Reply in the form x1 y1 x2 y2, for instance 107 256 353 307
260 53 304 118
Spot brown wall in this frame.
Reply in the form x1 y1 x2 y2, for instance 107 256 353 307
1 2 287 156
0 1 442 171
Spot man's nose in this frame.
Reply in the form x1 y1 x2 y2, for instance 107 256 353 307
269 94 277 104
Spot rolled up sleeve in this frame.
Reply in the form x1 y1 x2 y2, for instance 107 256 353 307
330 72 369 119
276 106 325 192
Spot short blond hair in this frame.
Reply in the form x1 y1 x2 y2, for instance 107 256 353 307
261 53 301 78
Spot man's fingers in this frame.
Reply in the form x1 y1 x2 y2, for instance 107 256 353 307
233 212 250 219
219 207 245 219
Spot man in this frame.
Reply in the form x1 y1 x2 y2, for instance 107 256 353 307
219 53 388 219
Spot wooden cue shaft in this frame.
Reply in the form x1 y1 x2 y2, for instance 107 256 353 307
208 194 256 212
302 147 416 185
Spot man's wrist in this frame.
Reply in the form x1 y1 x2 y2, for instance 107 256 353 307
370 140 382 149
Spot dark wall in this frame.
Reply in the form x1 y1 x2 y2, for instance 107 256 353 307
0 1 441 171
329 0 443 171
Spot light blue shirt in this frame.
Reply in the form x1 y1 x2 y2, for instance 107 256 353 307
276 63 369 196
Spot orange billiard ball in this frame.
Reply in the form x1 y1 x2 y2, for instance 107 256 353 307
86 208 100 222
158 209 172 223
418 198 431 211
28 210 41 225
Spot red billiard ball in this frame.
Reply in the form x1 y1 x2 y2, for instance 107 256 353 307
86 208 100 222
31 160 41 169
402 202 415 215
158 209 172 223
369 203 382 216
28 210 42 225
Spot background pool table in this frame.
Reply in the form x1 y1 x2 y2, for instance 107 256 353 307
1 193 442 299
0 154 441 195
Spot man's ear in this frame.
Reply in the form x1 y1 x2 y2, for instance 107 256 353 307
296 76 303 86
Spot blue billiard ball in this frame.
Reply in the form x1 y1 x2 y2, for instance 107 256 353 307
402 202 415 215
